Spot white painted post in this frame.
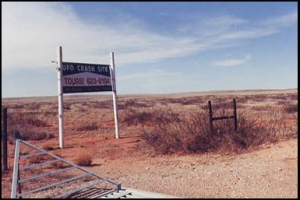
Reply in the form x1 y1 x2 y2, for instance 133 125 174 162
110 52 120 139
57 46 64 148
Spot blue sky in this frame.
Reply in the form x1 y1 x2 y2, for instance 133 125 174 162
2 2 298 98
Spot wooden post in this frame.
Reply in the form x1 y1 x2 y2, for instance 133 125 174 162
233 99 237 131
208 101 213 134
2 107 8 171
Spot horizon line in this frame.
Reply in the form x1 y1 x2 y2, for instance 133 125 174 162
2 88 297 99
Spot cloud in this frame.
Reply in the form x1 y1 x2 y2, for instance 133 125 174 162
2 2 297 71
261 12 298 28
212 54 251 67
2 2 201 70
177 14 248 37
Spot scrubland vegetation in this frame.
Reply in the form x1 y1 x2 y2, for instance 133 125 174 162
2 89 298 156
1 89 298 199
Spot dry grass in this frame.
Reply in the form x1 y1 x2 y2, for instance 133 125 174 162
28 155 49 164
2 89 298 155
282 102 298 114
76 123 99 131
138 107 275 155
128 92 297 155
0 89 298 198
73 154 93 166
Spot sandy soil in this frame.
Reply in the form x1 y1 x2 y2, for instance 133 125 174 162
2 135 297 198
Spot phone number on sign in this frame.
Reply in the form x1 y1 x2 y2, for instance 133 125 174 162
86 78 111 85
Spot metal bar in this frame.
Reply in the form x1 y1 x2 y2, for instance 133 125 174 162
19 140 121 187
57 46 64 148
208 101 213 133
14 139 121 198
72 189 101 198
18 166 75 183
20 152 46 159
212 116 235 121
110 52 120 139
91 189 119 198
97 190 130 199
69 188 103 199
233 99 238 131
11 139 21 198
20 159 60 170
52 179 106 198
121 195 145 199
87 189 110 198
18 167 22 198
17 173 91 197
2 107 8 171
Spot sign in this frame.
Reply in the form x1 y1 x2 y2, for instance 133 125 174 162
62 62 112 93
56 47 119 149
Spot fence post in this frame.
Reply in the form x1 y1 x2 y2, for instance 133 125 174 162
233 99 237 131
2 107 8 171
208 101 213 133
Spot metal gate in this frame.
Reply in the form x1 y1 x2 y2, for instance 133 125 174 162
11 139 121 198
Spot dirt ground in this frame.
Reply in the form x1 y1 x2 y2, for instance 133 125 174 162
1 134 298 198
1 89 298 198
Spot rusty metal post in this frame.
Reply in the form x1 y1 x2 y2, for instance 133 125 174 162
208 101 213 134
233 99 237 131
2 107 8 171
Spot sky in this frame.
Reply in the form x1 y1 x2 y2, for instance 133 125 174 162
2 2 298 98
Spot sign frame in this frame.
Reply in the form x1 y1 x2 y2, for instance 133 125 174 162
56 46 120 148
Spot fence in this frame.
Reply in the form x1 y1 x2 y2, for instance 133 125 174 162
11 138 121 198
2 107 8 171
208 99 238 133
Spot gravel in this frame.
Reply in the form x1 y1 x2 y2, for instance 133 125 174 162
112 139 298 198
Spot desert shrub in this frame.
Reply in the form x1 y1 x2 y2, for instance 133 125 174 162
118 99 153 110
122 109 154 126
42 111 57 117
63 104 71 110
164 98 183 104
51 161 66 169
237 96 250 104
76 123 98 131
5 110 50 141
141 108 214 154
200 99 237 110
50 153 67 168
8 112 48 127
250 94 267 102
88 100 113 109
26 102 42 110
140 105 292 155
48 133 55 139
20 150 29 156
74 105 88 112
180 97 205 105
12 105 25 109
17 130 50 141
156 96 205 105
73 154 93 166
122 108 177 126
282 102 298 114
43 144 55 150
28 155 48 164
